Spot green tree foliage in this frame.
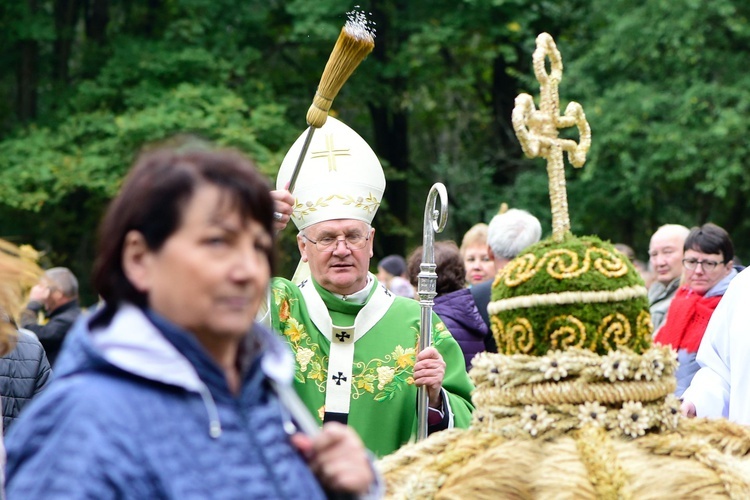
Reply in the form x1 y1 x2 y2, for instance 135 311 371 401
0 0 302 299
506 0 750 258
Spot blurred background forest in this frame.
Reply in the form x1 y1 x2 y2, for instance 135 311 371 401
2 0 750 303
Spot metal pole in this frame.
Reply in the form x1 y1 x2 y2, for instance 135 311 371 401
416 183 448 441
287 126 316 194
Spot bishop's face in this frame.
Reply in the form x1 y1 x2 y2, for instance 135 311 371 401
298 219 374 296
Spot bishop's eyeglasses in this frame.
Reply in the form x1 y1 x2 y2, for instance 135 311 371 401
301 232 370 252
682 258 724 271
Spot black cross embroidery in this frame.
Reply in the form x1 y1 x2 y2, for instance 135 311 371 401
335 331 351 342
332 372 347 385
298 279 307 289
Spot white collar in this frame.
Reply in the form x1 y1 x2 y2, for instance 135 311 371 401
332 275 374 304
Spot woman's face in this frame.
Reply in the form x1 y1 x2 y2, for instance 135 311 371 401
682 248 732 296
463 244 494 285
127 184 271 343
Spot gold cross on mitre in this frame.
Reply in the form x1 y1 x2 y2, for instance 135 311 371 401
512 32 591 242
310 133 351 171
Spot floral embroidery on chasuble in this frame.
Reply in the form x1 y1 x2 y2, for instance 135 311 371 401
270 276 475 456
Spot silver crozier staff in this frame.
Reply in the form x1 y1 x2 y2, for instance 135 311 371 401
416 182 448 441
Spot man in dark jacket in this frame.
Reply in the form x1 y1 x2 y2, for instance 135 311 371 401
0 324 51 432
20 267 81 366
471 209 542 351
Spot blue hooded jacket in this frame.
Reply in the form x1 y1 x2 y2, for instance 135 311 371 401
5 304 327 499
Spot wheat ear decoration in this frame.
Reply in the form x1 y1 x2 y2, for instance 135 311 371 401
306 14 375 128
0 239 42 356
512 33 591 242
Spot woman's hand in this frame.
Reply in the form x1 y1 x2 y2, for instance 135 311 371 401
271 188 294 233
681 400 697 418
291 422 374 495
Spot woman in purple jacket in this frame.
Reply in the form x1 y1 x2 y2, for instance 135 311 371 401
407 241 490 371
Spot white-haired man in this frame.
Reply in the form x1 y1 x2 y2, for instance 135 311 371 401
264 117 474 457
647 224 690 332
470 208 542 336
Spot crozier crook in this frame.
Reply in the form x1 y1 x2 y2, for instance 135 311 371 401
416 182 448 441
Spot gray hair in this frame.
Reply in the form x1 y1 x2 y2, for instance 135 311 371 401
45 267 79 299
487 209 542 260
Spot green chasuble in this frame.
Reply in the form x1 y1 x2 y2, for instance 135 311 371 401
270 276 475 457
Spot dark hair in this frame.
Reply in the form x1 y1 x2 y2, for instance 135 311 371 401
378 254 407 277
613 243 636 262
92 146 275 307
684 222 734 263
407 241 466 296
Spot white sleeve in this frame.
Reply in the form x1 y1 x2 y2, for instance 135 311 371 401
681 277 738 418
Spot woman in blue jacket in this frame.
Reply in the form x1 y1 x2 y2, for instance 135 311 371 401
5 144 377 499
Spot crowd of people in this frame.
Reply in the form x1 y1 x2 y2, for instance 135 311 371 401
0 113 747 497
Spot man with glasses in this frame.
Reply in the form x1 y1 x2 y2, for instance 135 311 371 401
263 117 474 457
654 223 740 397
647 224 690 333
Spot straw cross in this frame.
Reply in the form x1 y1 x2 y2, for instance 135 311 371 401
512 33 591 242
310 133 351 171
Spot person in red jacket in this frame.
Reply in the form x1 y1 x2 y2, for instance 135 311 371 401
655 222 740 397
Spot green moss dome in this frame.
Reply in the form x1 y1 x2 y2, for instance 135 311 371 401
489 234 652 356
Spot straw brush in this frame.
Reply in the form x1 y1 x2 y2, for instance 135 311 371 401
287 11 375 193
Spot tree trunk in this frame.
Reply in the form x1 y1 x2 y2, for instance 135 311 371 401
84 0 109 43
53 0 81 83
144 0 163 36
16 40 39 122
490 50 524 185
369 0 410 259
16 0 39 122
